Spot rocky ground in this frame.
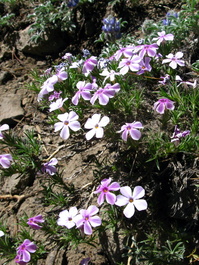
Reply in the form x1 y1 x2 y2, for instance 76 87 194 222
0 0 198 264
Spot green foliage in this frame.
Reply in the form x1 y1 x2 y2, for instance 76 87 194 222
0 130 42 177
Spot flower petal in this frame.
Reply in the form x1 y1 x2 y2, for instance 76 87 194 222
123 203 135 218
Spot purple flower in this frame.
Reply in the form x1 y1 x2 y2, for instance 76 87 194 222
55 68 68 81
57 207 78 229
154 98 175 114
82 56 98 77
118 55 141 75
41 158 58 175
158 74 170 85
49 97 68 112
72 81 93 105
54 111 81 140
0 154 12 168
80 258 90 265
90 86 116 105
0 124 9 139
94 178 120 205
48 91 62 101
62 52 73 62
134 43 159 58
137 57 152 75
152 31 174 46
15 239 37 265
75 205 101 235
118 122 143 141
115 186 147 218
162 52 185 69
84 114 110 140
171 125 190 142
27 215 44 230
176 75 197 88
114 45 135 61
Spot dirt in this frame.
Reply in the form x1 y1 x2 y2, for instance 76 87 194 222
0 0 198 265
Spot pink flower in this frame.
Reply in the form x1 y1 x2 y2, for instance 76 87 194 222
27 215 44 230
115 186 147 218
72 81 93 105
162 52 185 69
154 98 175 114
54 111 81 140
0 154 13 168
134 43 159 58
171 125 190 142
118 55 141 75
84 114 110 140
113 45 135 61
0 124 9 139
90 86 116 105
152 31 174 46
15 239 37 265
94 178 120 205
82 56 98 76
74 205 101 235
118 122 143 141
57 207 78 229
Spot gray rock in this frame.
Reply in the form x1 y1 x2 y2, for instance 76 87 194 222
2 173 29 194
0 93 24 124
16 25 67 56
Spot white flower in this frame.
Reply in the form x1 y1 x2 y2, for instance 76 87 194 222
84 114 110 140
0 231 5 237
57 207 78 229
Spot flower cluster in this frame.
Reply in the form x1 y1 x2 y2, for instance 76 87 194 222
102 16 121 42
57 178 147 235
57 205 101 235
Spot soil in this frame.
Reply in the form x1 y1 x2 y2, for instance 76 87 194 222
0 1 198 265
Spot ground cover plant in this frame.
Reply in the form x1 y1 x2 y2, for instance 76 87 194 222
0 0 199 264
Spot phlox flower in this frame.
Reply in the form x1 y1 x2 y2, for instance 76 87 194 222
137 57 152 75
162 52 185 69
41 158 58 175
82 56 98 77
57 207 78 229
54 111 81 140
84 114 110 140
113 45 135 61
152 31 174 46
94 178 120 205
154 98 175 114
118 55 141 75
38 75 58 101
0 154 13 168
171 125 190 142
49 97 68 112
48 91 62 101
90 86 116 105
15 239 37 265
72 81 93 105
75 205 101 235
118 122 143 141
115 186 147 218
55 68 68 81
0 124 9 139
27 215 44 230
176 75 197 88
134 43 159 58
158 74 170 85
100 68 120 83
